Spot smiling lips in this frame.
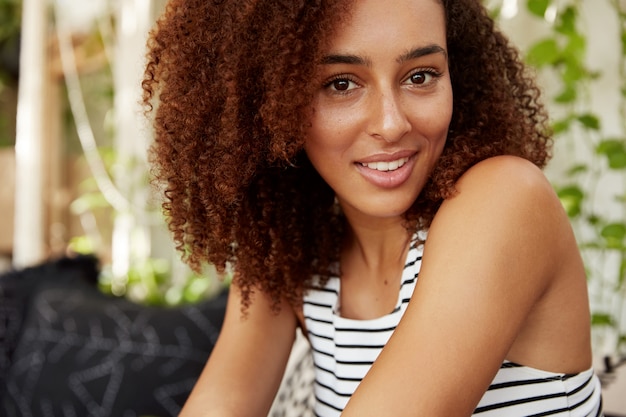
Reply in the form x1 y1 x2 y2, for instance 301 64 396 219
360 157 409 172
355 154 416 189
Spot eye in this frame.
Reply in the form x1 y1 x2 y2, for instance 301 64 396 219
409 72 429 84
403 69 441 86
324 75 359 93
331 79 352 91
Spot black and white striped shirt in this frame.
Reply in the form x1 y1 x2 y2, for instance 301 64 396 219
302 239 604 416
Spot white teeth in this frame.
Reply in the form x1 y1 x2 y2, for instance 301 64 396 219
362 157 408 172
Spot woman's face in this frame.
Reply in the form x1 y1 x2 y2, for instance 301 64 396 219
305 0 452 223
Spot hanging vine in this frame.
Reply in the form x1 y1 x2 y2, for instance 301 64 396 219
505 0 626 358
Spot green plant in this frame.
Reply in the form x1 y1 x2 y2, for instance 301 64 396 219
67 150 226 307
0 0 21 43
52 7 223 307
507 0 626 356
0 0 21 148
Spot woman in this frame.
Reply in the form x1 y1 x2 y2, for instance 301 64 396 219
143 0 604 415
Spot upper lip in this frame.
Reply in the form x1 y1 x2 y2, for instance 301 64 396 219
356 150 416 164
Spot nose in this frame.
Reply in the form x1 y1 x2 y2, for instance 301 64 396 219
366 90 411 143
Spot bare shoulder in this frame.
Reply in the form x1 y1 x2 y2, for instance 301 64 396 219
455 155 553 197
435 155 564 235
427 154 574 294
432 157 591 372
422 155 587 371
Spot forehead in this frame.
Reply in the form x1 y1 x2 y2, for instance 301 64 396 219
326 0 447 53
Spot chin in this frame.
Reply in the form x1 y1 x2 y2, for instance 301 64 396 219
344 199 416 221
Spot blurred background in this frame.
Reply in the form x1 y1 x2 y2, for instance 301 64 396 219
0 0 625 412
1 0 224 308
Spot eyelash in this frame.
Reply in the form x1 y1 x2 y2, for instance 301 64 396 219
405 67 442 85
322 68 443 95
322 74 360 94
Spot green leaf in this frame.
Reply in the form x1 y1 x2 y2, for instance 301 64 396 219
527 0 550 18
556 185 584 217
587 214 601 226
554 86 577 103
562 59 586 84
563 32 586 62
555 6 578 36
601 223 626 240
601 223 626 249
577 114 600 130
597 139 626 154
566 163 587 176
608 151 626 169
183 276 213 304
596 139 626 169
591 313 615 327
551 117 572 134
67 236 97 255
526 38 560 68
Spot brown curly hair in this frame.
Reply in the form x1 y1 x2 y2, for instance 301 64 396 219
142 0 552 312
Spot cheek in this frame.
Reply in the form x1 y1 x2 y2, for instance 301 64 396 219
304 119 333 167
419 93 453 139
306 108 356 154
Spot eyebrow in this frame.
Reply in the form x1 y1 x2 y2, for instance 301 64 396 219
321 44 447 66
398 44 447 63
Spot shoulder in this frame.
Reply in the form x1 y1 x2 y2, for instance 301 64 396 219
428 154 571 281
439 155 560 222
455 155 551 196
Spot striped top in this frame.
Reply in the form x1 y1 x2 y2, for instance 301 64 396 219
302 238 604 416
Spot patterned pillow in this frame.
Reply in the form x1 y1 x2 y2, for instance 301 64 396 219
0 256 227 417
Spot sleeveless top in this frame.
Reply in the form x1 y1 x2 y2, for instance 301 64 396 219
302 238 604 417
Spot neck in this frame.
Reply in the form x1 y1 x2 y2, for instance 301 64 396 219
342 215 412 274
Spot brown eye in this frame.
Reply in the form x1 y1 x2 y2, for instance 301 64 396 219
323 75 359 94
404 69 440 87
410 72 427 84
332 79 351 91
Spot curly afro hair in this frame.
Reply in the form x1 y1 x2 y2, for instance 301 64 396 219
142 0 552 312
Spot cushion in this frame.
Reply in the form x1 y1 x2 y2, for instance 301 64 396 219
0 256 227 417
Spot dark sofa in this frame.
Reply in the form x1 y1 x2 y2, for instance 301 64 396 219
0 255 228 417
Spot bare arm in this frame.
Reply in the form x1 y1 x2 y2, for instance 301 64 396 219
343 155 584 416
180 283 298 417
